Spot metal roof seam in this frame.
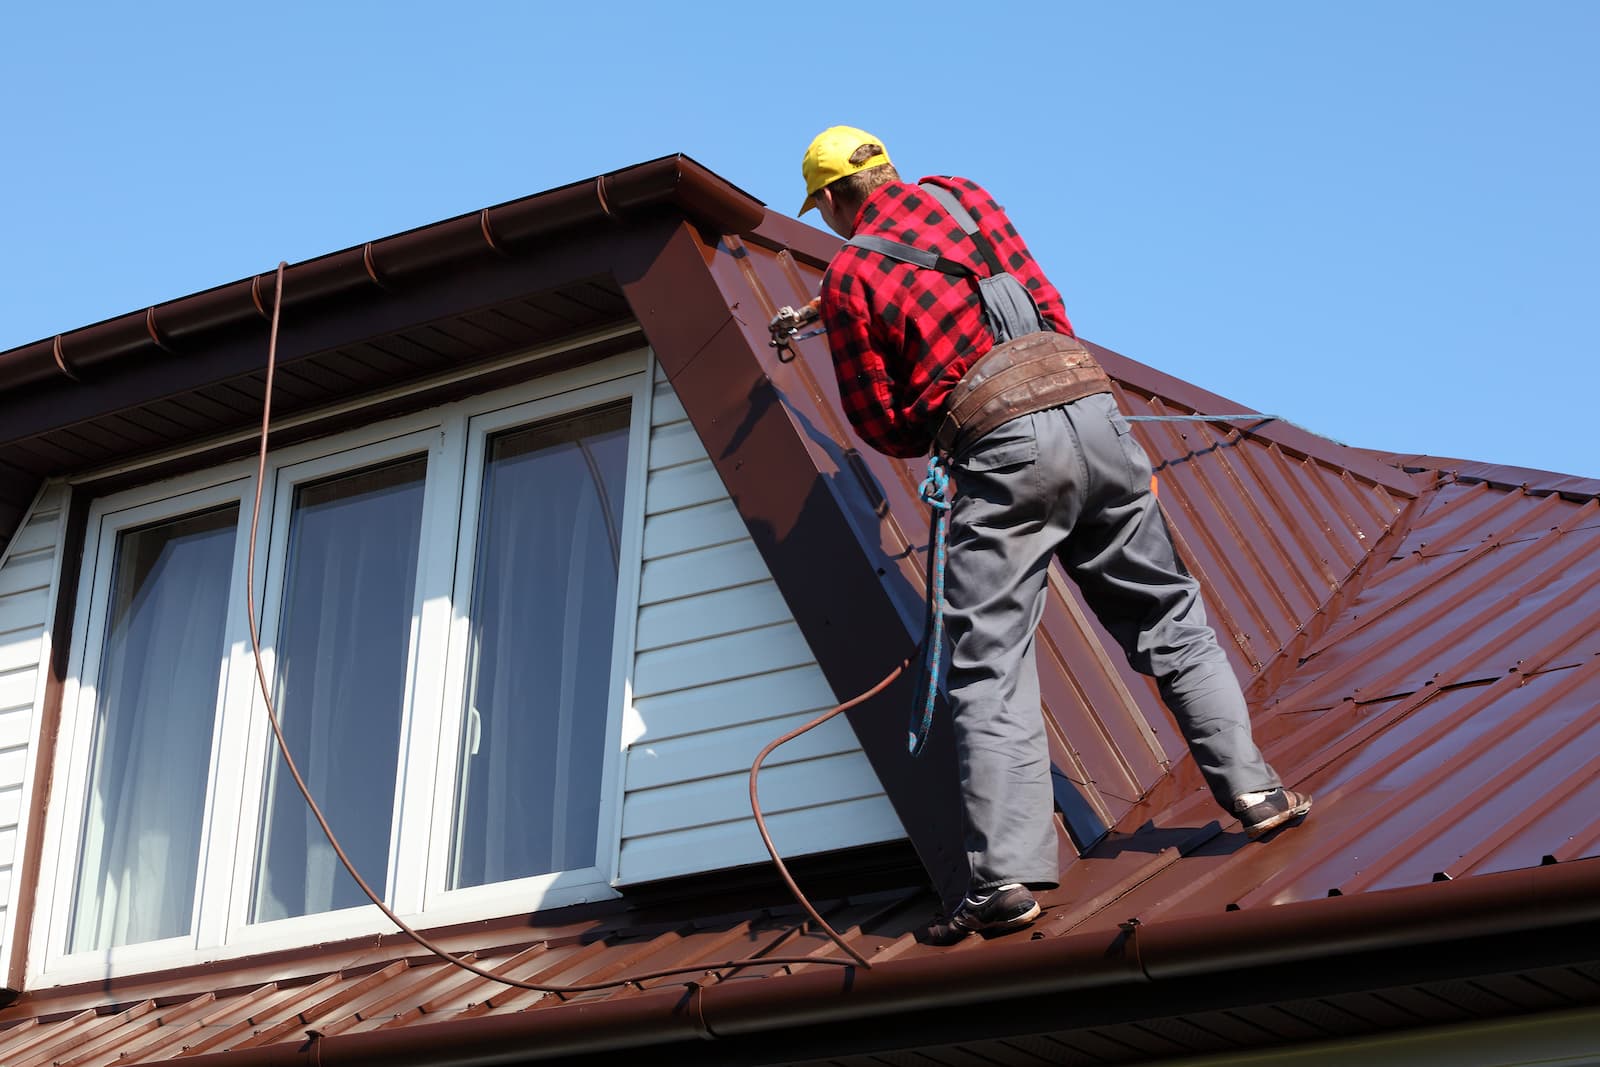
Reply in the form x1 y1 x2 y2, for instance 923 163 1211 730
1233 663 1596 908
14 998 155 1067
1249 489 1430 710
1158 493 1267 671
229 973 348 1051
1453 743 1600 879
1177 435 1299 659
1337 467 1402 533
1044 835 1214 935
1347 526 1600 702
148 990 272 1059
0 1009 82 1061
1217 430 1331 611
1336 658 1600 894
1269 498 1551 708
1261 442 1366 574
1553 816 1600 865
59 1004 178 1067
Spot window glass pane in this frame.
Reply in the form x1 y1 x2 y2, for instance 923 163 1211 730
69 505 238 952
253 456 426 921
450 405 630 888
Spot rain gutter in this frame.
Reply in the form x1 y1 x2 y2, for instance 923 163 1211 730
0 155 764 394
165 856 1600 1066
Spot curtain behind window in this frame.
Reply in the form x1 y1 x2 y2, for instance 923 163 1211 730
253 457 426 921
450 406 630 888
69 505 237 951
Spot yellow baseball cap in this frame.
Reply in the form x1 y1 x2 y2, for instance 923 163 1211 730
798 126 892 215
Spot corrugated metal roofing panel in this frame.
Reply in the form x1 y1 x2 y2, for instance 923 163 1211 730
1272 492 1600 711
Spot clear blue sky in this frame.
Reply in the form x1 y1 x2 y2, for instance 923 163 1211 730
3 2 1595 476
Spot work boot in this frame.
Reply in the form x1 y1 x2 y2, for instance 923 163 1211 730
1236 787 1313 839
920 884 1041 945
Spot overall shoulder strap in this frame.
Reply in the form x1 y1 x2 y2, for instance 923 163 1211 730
847 182 1050 344
845 182 1002 277
921 181 1048 341
919 182 1005 277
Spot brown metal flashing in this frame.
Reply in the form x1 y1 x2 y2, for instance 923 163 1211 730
1366 449 1600 501
616 220 970 909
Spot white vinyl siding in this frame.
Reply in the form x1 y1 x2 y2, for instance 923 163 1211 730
614 369 904 884
0 482 69 981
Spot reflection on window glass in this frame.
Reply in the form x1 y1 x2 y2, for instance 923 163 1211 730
450 405 629 888
253 456 426 921
70 505 237 952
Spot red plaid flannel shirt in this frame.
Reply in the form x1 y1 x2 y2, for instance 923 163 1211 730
819 176 1074 457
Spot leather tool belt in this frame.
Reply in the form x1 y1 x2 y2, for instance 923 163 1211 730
934 332 1112 456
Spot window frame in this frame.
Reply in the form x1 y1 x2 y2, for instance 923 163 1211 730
31 349 653 984
43 475 256 975
422 386 644 919
226 424 447 950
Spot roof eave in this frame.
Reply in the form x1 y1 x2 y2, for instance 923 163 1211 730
163 857 1600 1066
0 154 764 395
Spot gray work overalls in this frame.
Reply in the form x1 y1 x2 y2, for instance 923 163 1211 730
851 184 1282 890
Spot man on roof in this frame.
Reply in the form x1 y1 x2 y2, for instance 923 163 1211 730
796 125 1311 942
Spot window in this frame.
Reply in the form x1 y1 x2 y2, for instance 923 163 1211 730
253 455 429 923
36 353 650 980
448 406 630 890
68 505 239 953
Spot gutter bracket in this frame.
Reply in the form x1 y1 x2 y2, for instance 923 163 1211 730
478 210 511 258
362 242 391 288
1118 918 1150 981
145 307 176 353
51 335 81 381
687 981 717 1042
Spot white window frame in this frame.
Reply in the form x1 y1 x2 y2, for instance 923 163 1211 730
419 380 647 925
39 474 256 978
30 349 652 984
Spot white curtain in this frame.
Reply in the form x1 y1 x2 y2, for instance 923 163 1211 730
70 506 237 952
451 410 629 888
253 458 425 922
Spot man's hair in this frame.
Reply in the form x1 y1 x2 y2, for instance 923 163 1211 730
826 143 900 208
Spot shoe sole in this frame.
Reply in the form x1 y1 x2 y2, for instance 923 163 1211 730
1245 796 1313 840
957 899 1042 935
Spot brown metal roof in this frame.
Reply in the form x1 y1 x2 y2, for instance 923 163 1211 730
0 860 1596 1065
1 158 1597 1064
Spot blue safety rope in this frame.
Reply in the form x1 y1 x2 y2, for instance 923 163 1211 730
910 455 951 756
